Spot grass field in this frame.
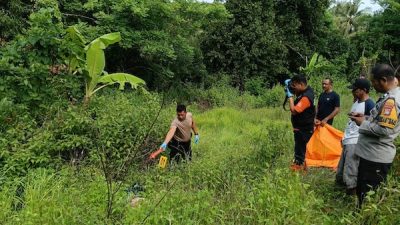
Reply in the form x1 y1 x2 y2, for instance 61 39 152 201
1 94 399 224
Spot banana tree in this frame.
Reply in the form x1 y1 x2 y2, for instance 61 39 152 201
300 53 321 76
65 26 86 75
83 32 145 104
65 27 145 105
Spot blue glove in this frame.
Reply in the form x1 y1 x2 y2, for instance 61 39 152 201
284 79 293 98
160 142 167 151
284 79 291 87
194 134 199 144
285 88 293 98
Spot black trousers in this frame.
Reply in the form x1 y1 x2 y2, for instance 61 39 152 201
357 157 392 206
293 129 313 165
168 138 192 163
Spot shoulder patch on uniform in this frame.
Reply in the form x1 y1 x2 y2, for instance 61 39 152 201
378 98 398 128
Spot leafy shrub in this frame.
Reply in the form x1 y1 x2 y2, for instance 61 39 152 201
245 77 265 96
0 90 168 178
0 1 84 121
256 85 284 108
87 90 168 176
199 75 241 107
0 98 28 132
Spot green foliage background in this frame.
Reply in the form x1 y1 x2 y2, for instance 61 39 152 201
0 0 400 224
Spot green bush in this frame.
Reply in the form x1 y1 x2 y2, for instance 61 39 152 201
0 90 168 178
199 75 241 108
245 77 265 96
257 85 284 108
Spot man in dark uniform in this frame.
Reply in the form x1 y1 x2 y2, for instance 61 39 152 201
286 75 316 171
315 78 341 126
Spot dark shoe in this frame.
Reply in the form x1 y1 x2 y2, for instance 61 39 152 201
346 187 356 195
335 179 345 187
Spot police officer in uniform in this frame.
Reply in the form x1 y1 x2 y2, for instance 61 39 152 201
350 64 400 206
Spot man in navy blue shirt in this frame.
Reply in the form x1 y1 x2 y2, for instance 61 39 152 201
315 78 341 126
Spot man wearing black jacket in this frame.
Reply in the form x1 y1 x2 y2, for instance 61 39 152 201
286 75 316 171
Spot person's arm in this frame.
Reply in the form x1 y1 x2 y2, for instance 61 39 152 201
322 107 340 124
289 97 311 115
357 119 398 137
160 126 177 150
352 98 398 137
364 99 375 116
315 97 321 125
322 93 340 125
289 97 297 115
192 118 200 144
192 119 199 135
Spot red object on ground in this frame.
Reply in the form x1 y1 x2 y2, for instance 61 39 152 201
149 148 164 159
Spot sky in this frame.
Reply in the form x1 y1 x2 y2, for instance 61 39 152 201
359 0 382 12
199 0 382 12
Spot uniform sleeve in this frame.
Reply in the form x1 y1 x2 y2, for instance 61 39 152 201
334 92 340 107
294 97 311 113
359 98 399 137
364 99 375 116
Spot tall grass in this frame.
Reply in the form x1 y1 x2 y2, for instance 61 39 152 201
0 168 115 224
123 107 354 224
0 83 398 224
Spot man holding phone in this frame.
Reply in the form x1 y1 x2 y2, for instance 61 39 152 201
336 79 375 195
350 64 400 206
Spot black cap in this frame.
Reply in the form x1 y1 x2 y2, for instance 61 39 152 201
347 78 371 91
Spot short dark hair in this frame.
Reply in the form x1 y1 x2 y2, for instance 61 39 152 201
371 64 395 81
291 74 307 85
324 77 333 84
176 104 186 112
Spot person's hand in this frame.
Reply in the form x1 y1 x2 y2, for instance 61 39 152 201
285 88 293 98
321 118 329 126
348 112 364 117
314 119 321 126
194 134 199 144
284 79 293 98
349 114 365 126
160 142 167 151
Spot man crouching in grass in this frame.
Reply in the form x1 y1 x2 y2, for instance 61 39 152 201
159 104 199 163
285 74 316 171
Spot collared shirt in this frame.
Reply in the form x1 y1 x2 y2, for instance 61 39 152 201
355 87 400 163
316 91 340 124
